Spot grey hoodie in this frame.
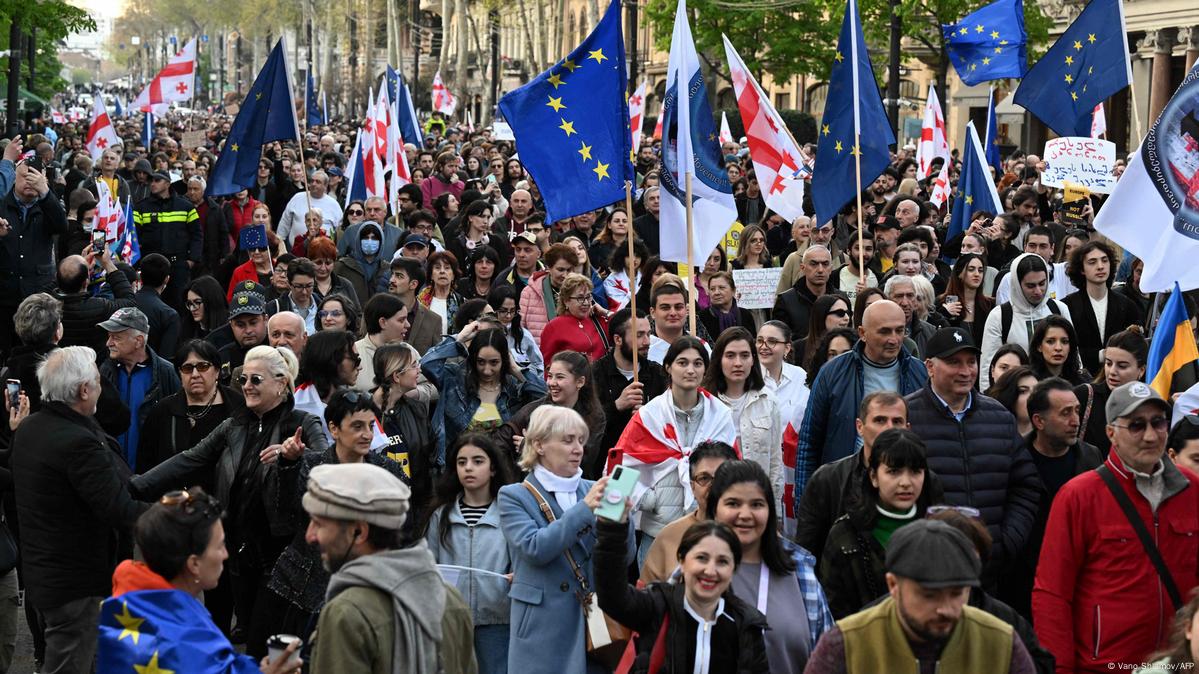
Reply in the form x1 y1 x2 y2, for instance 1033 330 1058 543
325 543 447 674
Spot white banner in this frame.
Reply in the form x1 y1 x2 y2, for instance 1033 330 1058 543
1040 136 1117 193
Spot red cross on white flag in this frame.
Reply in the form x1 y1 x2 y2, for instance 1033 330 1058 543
431 71 457 116
628 80 648 151
85 97 120 161
917 84 950 181
133 38 197 112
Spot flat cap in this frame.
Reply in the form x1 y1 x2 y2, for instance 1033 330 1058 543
302 463 411 529
886 519 980 589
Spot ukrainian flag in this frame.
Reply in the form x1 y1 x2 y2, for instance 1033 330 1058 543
1147 282 1199 398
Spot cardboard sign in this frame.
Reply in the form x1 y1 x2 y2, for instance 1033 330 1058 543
732 267 783 310
1041 136 1116 194
181 130 206 150
723 221 744 259
492 121 514 141
1060 182 1090 227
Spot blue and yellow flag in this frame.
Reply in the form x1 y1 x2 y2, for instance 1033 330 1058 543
1012 0 1131 137
306 72 323 127
943 0 1028 86
985 88 1004 175
97 589 259 674
208 39 300 197
1148 283 1199 398
812 0 894 228
947 121 1002 242
497 0 632 223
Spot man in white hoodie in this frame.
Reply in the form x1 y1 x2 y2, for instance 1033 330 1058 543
980 252 1074 389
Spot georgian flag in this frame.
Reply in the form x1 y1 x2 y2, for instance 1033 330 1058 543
85 97 120 161
133 38 197 113
431 70 457 116
1091 102 1107 138
607 388 737 512
628 80 647 151
719 111 733 145
50 109 66 125
293 383 390 451
360 89 386 200
917 84 950 180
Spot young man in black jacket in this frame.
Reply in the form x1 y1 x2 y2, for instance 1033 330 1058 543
593 307 667 476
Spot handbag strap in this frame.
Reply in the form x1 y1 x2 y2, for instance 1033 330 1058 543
522 481 592 598
1080 384 1094 437
1096 464 1184 610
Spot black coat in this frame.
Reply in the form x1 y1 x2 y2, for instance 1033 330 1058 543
0 190 68 304
12 401 149 608
4 342 131 438
698 305 758 343
595 520 769 674
1061 289 1141 374
133 288 182 360
904 385 1046 567
594 353 668 477
56 268 139 359
820 513 889 619
196 197 232 276
380 395 435 528
771 280 819 338
136 385 245 477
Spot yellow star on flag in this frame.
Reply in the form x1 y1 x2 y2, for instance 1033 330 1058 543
255 92 262 100
1065 74 1073 84
1071 91 1079 101
115 602 144 645
578 142 593 161
850 144 861 157
1088 66 1094 75
1065 55 1074 65
983 57 991 65
970 63 978 71
834 140 843 153
587 49 608 64
562 59 579 72
558 119 576 136
1000 39 1009 45
994 47 1003 54
965 194 974 205
834 51 843 62
990 30 999 38
230 144 239 152
959 27 968 35
547 73 565 89
1073 40 1082 50
975 24 984 33
1088 33 1097 43
593 161 611 180
822 124 830 136
133 652 174 674
546 96 565 112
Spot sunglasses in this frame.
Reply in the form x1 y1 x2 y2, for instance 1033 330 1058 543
250 247 269 253
827 309 850 318
1110 416 1169 435
927 505 982 518
318 309 344 319
180 361 213 374
340 389 372 404
347 209 364 216
237 373 282 387
160 489 220 518
344 353 362 367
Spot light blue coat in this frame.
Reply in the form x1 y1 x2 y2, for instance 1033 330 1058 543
498 475 632 674
425 499 512 626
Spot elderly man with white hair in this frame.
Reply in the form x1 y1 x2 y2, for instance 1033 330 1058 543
184 175 232 275
277 170 344 247
12 345 149 674
885 274 937 359
97 307 180 472
267 311 309 355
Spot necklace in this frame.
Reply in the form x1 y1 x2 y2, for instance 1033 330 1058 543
478 381 501 393
186 389 220 428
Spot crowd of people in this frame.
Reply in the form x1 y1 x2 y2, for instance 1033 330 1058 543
0 106 1194 674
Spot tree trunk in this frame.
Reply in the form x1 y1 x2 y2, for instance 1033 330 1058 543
7 18 21 137
534 0 547 70
439 0 450 72
454 0 468 93
516 0 538 74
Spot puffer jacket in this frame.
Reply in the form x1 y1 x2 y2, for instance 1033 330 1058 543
795 340 928 502
518 269 554 345
56 268 139 359
980 252 1074 389
721 388 784 514
905 384 1045 567
425 499 512 626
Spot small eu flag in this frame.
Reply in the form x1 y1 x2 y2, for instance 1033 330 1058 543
943 0 1028 86
1012 0 1132 137
207 39 300 197
947 121 1002 242
812 0 894 228
306 72 323 127
497 0 633 223
386 65 424 147
985 88 1004 175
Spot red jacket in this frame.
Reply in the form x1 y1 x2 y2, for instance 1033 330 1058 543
1033 451 1199 673
227 197 260 240
227 260 268 302
540 313 611 364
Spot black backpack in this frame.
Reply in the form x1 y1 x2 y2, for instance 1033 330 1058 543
1000 299 1061 344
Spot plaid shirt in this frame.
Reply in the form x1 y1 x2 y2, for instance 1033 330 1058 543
788 540 835 649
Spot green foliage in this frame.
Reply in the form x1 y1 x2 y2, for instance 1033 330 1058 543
778 109 817 145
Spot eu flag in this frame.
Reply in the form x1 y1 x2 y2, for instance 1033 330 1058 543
207 39 300 196
947 121 1002 242
386 65 423 147
497 0 632 223
943 0 1028 86
985 88 1004 174
813 0 894 228
306 72 323 127
1012 0 1131 137
97 588 259 674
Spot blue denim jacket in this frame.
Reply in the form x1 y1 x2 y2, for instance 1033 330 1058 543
425 499 513 625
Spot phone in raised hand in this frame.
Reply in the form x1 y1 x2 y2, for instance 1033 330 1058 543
595 465 640 521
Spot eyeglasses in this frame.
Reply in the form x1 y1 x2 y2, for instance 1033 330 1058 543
756 337 787 348
927 505 982 519
185 299 204 310
496 306 517 317
237 373 282 387
180 361 213 374
319 309 344 319
347 209 364 216
691 474 715 487
160 490 220 518
290 282 315 291
1110 416 1170 435
568 295 593 304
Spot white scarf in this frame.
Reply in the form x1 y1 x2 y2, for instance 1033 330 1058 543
533 464 583 511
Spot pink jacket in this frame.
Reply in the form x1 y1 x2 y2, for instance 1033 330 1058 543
519 270 554 345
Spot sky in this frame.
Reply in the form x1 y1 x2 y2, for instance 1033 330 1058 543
74 0 125 20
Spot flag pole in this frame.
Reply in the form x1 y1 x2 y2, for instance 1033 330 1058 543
1128 82 1145 147
854 134 864 275
625 180 639 385
685 172 697 338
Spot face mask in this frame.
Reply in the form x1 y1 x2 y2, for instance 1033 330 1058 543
361 239 381 256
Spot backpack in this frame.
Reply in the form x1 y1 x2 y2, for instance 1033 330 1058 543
1000 299 1061 344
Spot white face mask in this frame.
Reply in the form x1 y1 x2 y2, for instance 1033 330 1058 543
81 219 95 232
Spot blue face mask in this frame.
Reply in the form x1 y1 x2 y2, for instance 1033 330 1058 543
361 239 381 255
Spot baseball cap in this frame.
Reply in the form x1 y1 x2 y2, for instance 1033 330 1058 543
98 307 150 334
1105 381 1170 421
302 463 412 529
924 327 980 361
512 231 539 247
874 215 901 231
228 291 267 319
326 166 344 178
886 519 980 588
402 233 430 249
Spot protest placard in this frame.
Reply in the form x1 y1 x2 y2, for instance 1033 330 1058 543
1041 136 1116 193
492 121 514 141
1060 182 1090 227
181 130 206 150
732 268 783 310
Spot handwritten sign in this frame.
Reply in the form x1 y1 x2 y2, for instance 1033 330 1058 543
1060 182 1091 227
732 268 783 310
492 121 514 141
181 130 206 150
1041 136 1116 194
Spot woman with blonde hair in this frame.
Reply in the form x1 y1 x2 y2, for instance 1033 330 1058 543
539 273 612 363
498 405 633 674
131 345 329 658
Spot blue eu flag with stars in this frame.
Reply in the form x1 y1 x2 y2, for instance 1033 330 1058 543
208 39 300 197
306 72 323 127
943 0 1028 86
497 0 632 223
1012 0 1131 137
813 0 894 228
948 121 1002 242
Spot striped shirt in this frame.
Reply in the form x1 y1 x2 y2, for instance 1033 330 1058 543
459 499 490 527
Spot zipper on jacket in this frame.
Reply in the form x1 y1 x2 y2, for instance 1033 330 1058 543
957 421 973 504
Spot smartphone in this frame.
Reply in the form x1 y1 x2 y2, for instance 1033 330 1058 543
92 229 106 251
6 380 19 410
595 465 640 521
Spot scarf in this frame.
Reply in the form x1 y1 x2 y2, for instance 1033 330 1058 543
532 464 582 511
713 302 741 334
608 389 737 511
541 274 559 322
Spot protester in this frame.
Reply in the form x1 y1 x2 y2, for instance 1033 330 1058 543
980 253 1073 389
793 292 853 367
518 242 576 344
1062 240 1140 373
773 245 832 338
488 284 544 380
0 163 67 353
593 307 668 465
354 292 410 390
132 253 181 357
317 294 359 334
1074 328 1148 449
55 244 139 358
937 253 995 348
227 222 275 302
1027 314 1090 385
540 272 612 363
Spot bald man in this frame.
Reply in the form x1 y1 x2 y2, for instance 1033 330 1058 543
496 188 535 236
771 244 832 338
793 299 929 503
54 247 139 357
267 311 308 356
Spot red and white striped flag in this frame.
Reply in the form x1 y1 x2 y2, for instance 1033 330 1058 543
628 80 647 152
93 180 121 243
85 97 120 161
431 71 457 116
1091 102 1106 138
917 84 949 180
133 38 196 113
724 36 807 221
